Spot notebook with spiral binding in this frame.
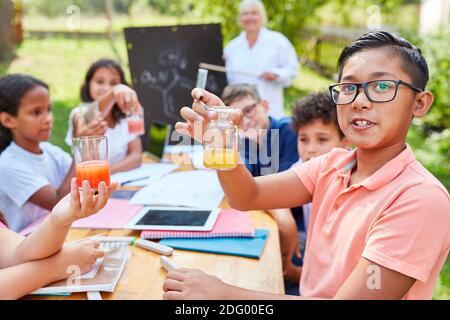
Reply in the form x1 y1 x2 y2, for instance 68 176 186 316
140 209 255 239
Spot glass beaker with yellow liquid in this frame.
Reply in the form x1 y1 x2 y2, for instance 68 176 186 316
203 107 239 170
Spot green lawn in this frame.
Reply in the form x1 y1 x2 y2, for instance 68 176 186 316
0 36 448 300
2 37 124 152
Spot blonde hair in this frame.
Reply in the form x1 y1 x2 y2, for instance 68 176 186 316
238 0 268 26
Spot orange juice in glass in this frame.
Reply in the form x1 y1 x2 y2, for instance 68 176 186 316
203 107 239 171
127 113 145 136
73 136 110 190
127 105 145 136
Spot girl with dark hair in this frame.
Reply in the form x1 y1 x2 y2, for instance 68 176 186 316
65 59 143 174
0 74 80 232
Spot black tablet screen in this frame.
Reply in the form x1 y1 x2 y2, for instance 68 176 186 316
135 209 211 226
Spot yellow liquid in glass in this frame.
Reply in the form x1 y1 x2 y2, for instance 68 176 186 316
203 148 238 170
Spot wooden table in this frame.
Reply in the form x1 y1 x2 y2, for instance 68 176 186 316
27 153 284 300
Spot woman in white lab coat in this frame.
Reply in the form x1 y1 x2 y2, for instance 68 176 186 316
223 0 299 119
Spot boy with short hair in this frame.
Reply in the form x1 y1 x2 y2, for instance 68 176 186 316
169 30 450 299
221 84 299 177
279 92 351 291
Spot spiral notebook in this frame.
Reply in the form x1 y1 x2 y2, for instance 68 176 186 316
160 229 269 259
140 209 255 239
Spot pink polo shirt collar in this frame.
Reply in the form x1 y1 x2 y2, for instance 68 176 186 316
333 144 417 191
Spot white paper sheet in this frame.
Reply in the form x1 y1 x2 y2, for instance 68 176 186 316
164 144 203 155
111 163 179 187
129 170 224 209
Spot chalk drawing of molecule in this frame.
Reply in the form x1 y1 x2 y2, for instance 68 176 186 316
140 49 195 120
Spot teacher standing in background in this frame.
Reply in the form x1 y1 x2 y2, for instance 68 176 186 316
223 0 299 119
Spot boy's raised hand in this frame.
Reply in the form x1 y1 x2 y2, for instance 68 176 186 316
175 88 243 143
51 178 118 227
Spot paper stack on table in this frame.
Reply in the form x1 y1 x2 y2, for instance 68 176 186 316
130 170 224 209
111 163 179 187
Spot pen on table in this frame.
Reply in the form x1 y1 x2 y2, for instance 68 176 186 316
121 176 150 185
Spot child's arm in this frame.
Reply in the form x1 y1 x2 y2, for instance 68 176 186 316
176 89 312 211
0 240 104 300
28 161 76 211
219 165 311 210
1 179 115 266
110 137 142 174
267 208 301 281
163 259 416 300
97 84 141 117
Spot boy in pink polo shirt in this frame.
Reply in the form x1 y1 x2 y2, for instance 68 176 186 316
165 30 450 300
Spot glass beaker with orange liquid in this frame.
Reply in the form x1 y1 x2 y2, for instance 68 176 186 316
127 106 145 136
73 136 111 190
203 107 239 171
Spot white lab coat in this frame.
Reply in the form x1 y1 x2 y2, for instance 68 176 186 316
224 27 299 119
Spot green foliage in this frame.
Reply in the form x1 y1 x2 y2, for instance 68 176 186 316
146 0 191 16
420 29 450 132
194 0 329 46
403 28 450 186
23 0 136 17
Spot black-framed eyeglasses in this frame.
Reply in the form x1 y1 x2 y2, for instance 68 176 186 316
242 102 259 118
329 80 422 105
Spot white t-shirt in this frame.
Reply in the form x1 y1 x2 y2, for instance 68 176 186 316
0 142 72 232
224 27 299 119
65 103 138 165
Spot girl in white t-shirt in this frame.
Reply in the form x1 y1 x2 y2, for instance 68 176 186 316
65 59 143 173
0 74 81 232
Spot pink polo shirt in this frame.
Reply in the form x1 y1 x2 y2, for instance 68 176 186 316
0 221 6 228
293 145 450 299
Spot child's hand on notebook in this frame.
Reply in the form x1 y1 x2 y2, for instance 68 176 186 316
52 240 105 281
51 178 118 227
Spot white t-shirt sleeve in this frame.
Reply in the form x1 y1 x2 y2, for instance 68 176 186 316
44 143 73 179
0 162 49 208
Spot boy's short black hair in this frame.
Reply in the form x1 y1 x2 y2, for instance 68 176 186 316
337 30 429 90
292 92 344 139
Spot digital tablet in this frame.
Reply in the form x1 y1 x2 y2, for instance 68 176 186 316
126 207 220 231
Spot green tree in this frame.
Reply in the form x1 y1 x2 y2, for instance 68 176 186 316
194 0 328 46
0 0 14 62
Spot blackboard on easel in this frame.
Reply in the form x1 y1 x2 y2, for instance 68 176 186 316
124 24 227 150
